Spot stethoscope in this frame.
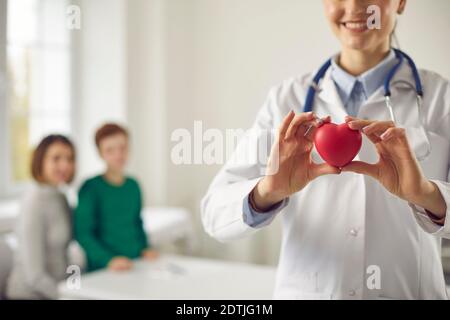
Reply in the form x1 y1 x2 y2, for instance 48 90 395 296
303 48 431 162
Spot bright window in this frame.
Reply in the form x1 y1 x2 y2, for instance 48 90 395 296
6 0 72 184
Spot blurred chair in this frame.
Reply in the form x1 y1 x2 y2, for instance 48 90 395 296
0 200 20 234
68 241 87 272
0 236 13 299
142 207 196 253
0 201 18 299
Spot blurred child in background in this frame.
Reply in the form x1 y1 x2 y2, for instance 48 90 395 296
75 123 158 272
7 135 75 299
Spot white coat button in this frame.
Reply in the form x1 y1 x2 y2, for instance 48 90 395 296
349 290 356 296
350 229 358 237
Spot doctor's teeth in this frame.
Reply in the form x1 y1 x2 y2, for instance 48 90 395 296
345 22 367 29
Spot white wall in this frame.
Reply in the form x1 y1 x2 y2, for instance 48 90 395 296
73 0 128 182
397 0 450 79
0 0 7 198
126 0 169 206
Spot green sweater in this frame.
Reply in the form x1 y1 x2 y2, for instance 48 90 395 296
75 175 149 271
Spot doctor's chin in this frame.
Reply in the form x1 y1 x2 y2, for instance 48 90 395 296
1 0 450 312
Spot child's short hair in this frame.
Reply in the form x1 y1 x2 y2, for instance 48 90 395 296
31 134 76 183
95 123 129 149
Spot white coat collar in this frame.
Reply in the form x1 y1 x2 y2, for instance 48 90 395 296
315 56 419 110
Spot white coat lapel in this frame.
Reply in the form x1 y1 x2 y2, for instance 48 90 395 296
363 59 417 107
315 69 349 123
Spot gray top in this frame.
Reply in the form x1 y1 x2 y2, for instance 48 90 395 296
6 183 72 299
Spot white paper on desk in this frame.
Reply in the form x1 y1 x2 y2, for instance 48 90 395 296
148 262 186 280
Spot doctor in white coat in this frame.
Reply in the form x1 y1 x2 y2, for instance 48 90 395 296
201 0 450 300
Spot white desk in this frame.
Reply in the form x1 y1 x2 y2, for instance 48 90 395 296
58 254 276 300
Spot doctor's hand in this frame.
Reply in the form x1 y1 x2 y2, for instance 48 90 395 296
342 117 446 218
252 111 341 211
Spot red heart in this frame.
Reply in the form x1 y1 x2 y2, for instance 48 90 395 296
313 123 362 168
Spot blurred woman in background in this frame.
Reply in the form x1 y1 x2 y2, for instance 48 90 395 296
6 135 76 299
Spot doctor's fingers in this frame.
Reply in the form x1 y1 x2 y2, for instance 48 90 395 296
379 127 407 142
348 119 396 134
299 116 332 141
277 110 296 139
347 119 380 131
362 121 396 136
341 161 380 180
345 116 358 123
310 162 341 179
284 112 317 140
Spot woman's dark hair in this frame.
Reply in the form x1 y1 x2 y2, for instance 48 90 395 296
31 134 76 183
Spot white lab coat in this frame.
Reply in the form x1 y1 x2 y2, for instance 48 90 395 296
201 60 450 300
